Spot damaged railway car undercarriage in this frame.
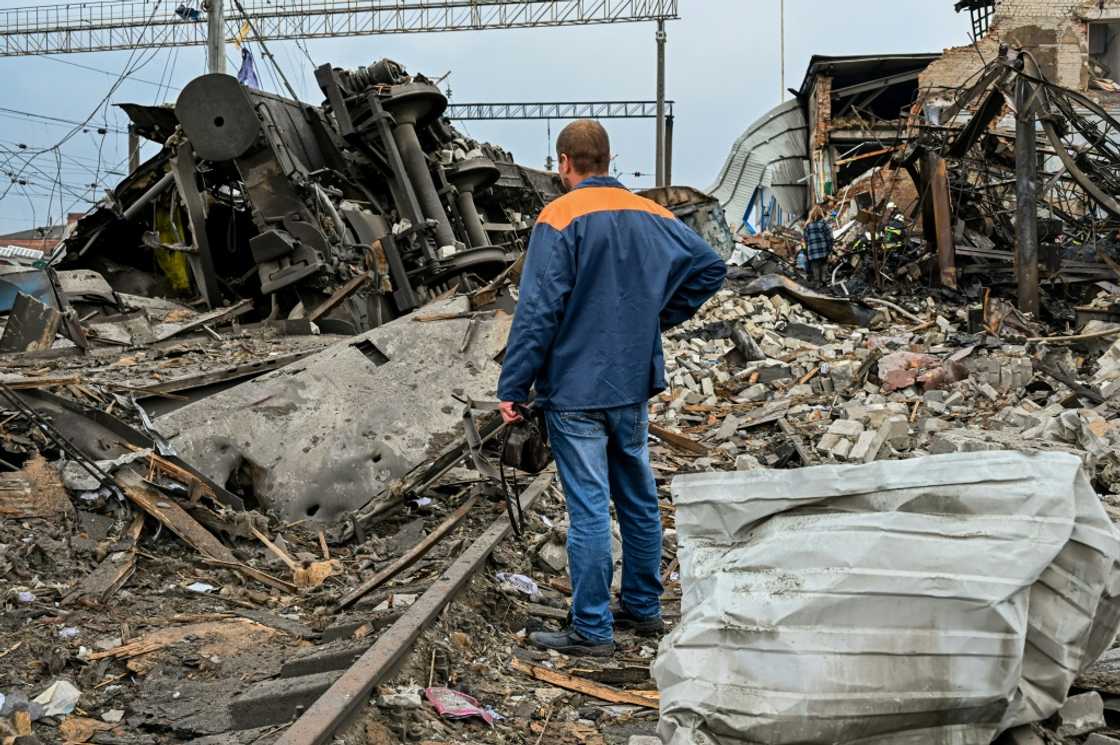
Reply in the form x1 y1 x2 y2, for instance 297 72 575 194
62 59 560 333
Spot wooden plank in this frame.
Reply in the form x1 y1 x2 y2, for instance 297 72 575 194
0 375 80 390
510 657 659 709
648 423 709 455
336 492 480 610
152 298 253 343
117 470 236 563
929 155 958 290
307 272 372 322
64 513 144 605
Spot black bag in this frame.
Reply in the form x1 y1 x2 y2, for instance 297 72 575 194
501 407 551 474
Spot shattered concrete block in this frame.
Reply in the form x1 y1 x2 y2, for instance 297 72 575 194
714 415 740 441
817 433 841 452
735 454 763 471
1056 692 1106 737
827 419 865 438
978 382 1000 401
701 377 715 397
848 431 876 462
628 737 662 745
925 400 948 415
861 415 910 463
917 417 952 437
788 384 814 397
737 384 768 403
829 438 852 460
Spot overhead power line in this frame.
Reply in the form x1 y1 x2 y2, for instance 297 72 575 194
0 105 130 135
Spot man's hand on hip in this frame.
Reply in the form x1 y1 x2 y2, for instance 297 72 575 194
499 402 524 424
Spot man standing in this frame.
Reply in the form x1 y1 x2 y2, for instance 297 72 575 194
803 204 835 285
497 120 726 657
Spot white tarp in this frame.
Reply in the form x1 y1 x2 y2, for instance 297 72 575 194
655 451 1120 745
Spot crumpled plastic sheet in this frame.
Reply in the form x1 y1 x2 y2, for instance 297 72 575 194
654 451 1120 745
423 687 495 726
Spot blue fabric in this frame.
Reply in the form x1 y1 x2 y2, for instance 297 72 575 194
498 176 726 410
804 219 835 262
545 404 662 643
237 47 261 89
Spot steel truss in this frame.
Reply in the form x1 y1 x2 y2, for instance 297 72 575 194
445 100 673 120
0 0 679 57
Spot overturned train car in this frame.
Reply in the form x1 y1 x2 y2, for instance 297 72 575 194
60 59 562 333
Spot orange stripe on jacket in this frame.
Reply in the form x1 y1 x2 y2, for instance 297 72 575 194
536 186 675 231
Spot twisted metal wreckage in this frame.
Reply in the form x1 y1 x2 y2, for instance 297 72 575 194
0 58 576 529
921 45 1120 303
731 45 1120 323
70 58 561 326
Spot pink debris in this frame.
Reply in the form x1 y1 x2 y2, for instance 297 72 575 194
424 686 495 726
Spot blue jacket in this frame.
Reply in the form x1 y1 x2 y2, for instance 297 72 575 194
497 176 727 411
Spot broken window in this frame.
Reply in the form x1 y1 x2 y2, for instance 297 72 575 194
1089 21 1120 84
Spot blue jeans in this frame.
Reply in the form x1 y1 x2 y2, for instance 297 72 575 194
544 403 663 643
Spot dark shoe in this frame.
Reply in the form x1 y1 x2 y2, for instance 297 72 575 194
528 626 615 657
612 603 666 637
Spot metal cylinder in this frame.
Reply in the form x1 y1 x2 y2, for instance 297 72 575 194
207 0 225 75
392 121 457 249
123 172 175 221
456 189 489 248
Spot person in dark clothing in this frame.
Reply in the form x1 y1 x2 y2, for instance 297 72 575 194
497 120 726 657
803 204 835 285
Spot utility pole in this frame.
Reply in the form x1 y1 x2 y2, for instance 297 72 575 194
1014 71 1040 316
780 0 785 103
128 125 140 173
655 19 667 187
207 0 226 74
665 114 674 186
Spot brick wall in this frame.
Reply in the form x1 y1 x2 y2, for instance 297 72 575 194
917 0 1120 103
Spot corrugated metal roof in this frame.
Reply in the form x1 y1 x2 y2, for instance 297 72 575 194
707 99 809 230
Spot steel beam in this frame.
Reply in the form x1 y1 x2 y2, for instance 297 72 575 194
655 19 667 187
831 69 922 98
274 471 554 745
444 100 672 121
0 0 678 57
1014 74 1040 316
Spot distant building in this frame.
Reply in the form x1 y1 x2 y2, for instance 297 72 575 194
0 213 84 253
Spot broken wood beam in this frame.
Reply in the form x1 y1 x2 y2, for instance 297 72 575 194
509 657 659 709
778 418 816 466
648 423 709 455
307 271 372 322
63 513 144 605
152 298 253 343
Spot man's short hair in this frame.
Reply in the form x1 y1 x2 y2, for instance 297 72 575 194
556 120 611 175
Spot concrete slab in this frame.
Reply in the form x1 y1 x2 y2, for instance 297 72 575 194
158 298 512 522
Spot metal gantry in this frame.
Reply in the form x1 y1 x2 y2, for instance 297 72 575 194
0 0 679 57
445 100 673 120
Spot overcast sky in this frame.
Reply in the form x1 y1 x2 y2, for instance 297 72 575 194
0 0 972 234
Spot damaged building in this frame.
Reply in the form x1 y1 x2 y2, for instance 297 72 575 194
3 3 1120 745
